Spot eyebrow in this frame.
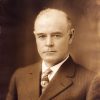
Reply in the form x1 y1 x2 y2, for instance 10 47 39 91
34 32 63 35
51 32 62 35
35 33 46 36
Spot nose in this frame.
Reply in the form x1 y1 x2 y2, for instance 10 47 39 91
46 36 54 47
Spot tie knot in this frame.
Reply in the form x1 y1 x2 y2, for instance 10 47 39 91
42 68 52 78
41 68 52 91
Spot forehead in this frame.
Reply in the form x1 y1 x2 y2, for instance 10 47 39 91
36 9 67 21
34 9 69 32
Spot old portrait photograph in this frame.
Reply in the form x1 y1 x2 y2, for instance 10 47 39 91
0 0 100 100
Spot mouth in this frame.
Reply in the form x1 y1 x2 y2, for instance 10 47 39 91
43 51 56 53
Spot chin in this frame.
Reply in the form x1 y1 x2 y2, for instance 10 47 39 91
43 57 62 65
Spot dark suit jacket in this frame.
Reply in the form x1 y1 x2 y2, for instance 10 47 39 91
6 57 95 100
87 73 100 100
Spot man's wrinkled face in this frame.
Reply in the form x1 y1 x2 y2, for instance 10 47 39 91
34 9 74 66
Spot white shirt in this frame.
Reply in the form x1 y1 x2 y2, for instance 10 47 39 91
42 55 69 81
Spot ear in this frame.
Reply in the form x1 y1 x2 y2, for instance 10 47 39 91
69 28 75 44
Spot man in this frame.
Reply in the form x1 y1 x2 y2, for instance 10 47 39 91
6 8 96 100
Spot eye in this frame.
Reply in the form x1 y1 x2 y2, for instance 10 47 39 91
53 34 62 38
55 34 61 37
37 34 47 39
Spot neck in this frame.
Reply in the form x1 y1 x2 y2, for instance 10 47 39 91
43 55 69 67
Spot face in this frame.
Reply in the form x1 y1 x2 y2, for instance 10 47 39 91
34 9 74 66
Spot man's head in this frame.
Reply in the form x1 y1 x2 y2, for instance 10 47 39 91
33 8 74 67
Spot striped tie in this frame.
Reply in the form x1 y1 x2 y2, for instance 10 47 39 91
41 68 52 92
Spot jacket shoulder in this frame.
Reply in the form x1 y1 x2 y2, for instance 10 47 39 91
75 63 96 90
13 61 41 79
76 63 95 78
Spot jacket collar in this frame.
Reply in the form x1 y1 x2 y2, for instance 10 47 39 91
26 61 42 99
39 56 76 99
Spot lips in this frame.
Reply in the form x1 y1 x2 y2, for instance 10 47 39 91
43 51 56 53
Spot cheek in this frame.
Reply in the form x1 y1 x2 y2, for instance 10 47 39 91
56 39 69 48
56 41 69 55
36 41 44 52
37 44 42 51
36 40 42 47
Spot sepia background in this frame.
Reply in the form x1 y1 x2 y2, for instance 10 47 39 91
0 0 100 99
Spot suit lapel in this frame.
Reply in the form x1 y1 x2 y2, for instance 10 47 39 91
39 57 76 100
25 62 42 99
